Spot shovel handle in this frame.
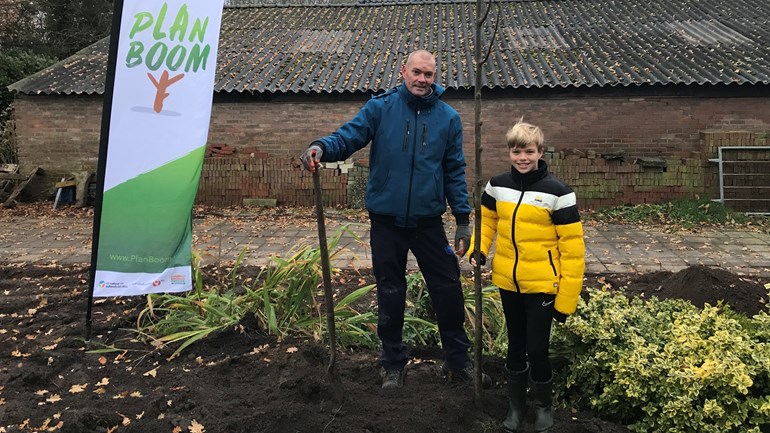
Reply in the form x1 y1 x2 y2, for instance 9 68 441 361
312 171 338 362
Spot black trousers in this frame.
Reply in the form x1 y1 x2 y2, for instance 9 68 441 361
370 220 471 371
499 290 555 382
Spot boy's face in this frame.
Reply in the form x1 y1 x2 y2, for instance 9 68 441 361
509 142 543 174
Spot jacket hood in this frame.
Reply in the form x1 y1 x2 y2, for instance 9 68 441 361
397 82 445 108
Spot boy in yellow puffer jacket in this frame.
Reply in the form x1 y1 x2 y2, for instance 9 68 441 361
467 120 585 432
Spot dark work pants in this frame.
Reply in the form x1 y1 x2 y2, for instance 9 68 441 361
499 290 555 382
370 220 472 371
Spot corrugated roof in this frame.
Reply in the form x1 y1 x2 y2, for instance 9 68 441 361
9 0 770 95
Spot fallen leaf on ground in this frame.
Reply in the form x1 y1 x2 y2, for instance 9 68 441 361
45 394 61 403
189 419 205 433
118 412 131 426
114 351 127 362
69 384 87 393
96 377 109 386
144 367 158 377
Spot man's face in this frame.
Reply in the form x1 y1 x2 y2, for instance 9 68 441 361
401 53 436 96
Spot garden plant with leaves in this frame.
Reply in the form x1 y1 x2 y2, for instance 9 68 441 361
552 287 770 432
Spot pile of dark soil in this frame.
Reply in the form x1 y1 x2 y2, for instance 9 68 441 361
1 263 767 433
600 264 768 316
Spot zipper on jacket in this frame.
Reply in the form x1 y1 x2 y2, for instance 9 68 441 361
420 123 427 152
403 120 410 152
547 250 557 276
404 111 418 226
511 178 525 293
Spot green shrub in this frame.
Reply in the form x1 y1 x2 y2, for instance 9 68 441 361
136 249 249 358
553 289 770 432
136 230 346 355
589 198 748 229
460 276 508 358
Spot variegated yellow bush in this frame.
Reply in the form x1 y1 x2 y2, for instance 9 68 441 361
552 288 770 432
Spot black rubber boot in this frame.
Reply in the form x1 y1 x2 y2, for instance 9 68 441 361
530 376 554 431
502 366 529 432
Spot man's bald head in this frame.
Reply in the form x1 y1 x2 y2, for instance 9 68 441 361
402 50 437 96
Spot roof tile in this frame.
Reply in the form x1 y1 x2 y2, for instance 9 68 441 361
9 0 770 95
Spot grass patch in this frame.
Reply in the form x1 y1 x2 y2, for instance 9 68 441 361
586 198 769 232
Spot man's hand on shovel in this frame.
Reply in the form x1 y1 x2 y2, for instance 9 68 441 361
301 144 324 173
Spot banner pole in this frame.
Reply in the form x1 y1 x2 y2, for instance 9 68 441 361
85 0 125 343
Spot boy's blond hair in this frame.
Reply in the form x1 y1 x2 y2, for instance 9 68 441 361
506 119 544 151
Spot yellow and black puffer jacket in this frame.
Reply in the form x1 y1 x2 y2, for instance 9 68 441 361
467 160 585 316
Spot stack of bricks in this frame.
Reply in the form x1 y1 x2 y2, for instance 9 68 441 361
205 144 236 157
195 131 769 211
546 151 709 210
196 148 349 207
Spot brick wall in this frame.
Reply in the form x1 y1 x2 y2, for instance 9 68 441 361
13 95 102 188
11 92 770 210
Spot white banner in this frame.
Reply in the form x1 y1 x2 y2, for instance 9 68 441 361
93 0 224 297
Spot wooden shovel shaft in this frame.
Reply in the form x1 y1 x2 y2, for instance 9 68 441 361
312 171 338 369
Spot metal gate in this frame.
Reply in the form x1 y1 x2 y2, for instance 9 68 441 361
709 146 770 214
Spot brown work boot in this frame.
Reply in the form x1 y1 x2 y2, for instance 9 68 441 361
445 365 492 388
381 368 406 389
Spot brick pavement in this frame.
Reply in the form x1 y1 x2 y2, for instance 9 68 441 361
1 211 769 278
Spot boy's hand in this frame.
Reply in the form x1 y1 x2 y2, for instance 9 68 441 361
469 252 486 267
454 224 471 256
300 144 324 172
553 310 568 324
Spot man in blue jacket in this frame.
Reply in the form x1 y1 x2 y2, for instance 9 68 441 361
301 50 486 389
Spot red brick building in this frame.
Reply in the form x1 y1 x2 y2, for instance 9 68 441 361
9 0 770 212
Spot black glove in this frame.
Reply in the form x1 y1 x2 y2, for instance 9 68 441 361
553 310 568 324
300 144 324 172
454 224 471 257
470 251 486 266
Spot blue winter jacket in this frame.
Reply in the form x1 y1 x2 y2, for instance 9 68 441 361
315 83 470 228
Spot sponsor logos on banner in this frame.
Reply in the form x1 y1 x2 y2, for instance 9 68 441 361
98 281 128 289
131 280 164 287
108 276 184 289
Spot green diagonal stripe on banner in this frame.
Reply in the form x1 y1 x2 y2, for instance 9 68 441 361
96 146 205 273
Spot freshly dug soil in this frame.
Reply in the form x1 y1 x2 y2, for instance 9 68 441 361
1 263 767 433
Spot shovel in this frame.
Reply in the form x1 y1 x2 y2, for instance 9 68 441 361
312 169 345 402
